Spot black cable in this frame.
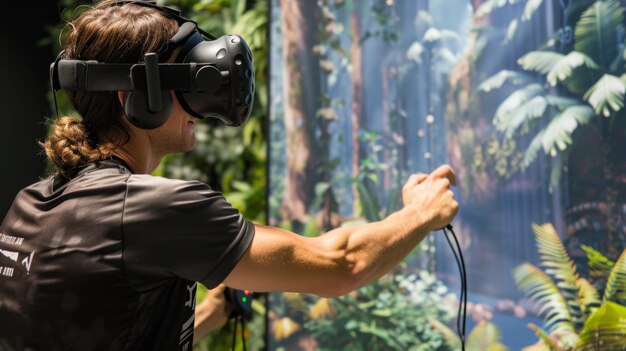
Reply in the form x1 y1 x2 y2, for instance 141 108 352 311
231 316 238 351
442 224 467 351
241 316 247 351
230 315 248 351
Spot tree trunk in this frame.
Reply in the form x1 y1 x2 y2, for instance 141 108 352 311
350 11 363 218
279 0 321 229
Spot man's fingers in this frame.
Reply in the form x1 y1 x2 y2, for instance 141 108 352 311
430 164 456 186
404 173 428 190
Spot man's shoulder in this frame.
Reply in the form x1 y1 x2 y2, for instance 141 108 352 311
126 174 217 205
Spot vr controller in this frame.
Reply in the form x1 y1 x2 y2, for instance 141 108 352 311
224 287 253 319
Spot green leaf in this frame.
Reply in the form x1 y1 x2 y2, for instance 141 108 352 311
477 70 532 93
576 302 626 350
574 0 625 69
583 74 626 117
582 245 615 283
546 51 599 87
541 105 593 156
603 249 626 305
357 181 382 222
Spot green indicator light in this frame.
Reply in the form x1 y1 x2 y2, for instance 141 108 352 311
242 297 247 303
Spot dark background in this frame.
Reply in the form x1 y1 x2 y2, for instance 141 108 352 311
0 2 60 218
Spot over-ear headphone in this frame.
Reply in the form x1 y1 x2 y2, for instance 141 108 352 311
50 1 255 129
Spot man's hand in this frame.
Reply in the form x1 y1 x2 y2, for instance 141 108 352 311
193 284 233 345
402 165 459 232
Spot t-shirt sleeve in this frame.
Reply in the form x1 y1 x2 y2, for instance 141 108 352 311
121 175 255 289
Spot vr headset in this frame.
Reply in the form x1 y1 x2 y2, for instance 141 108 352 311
50 0 255 129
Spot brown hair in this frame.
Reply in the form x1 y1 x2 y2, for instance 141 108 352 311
44 0 178 175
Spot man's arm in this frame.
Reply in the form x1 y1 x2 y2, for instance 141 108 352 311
223 165 458 297
193 285 232 345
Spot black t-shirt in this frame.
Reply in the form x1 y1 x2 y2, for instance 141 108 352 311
0 159 255 350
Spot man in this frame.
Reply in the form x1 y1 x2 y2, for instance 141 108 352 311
0 1 458 350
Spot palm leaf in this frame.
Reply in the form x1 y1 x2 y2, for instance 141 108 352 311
493 84 544 126
583 74 626 117
477 70 532 93
576 278 601 319
544 96 580 109
513 263 575 334
548 149 566 193
466 321 509 351
576 302 626 351
546 51 599 87
541 105 593 156
524 129 545 167
574 0 624 69
498 95 548 138
518 51 564 75
603 249 626 305
505 19 518 43
522 0 544 22
475 0 523 18
531 223 584 328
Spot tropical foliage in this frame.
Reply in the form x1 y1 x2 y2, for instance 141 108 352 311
513 223 626 350
430 319 509 351
304 271 455 351
478 0 626 190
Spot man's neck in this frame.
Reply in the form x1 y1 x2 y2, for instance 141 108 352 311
111 133 163 174
111 149 161 174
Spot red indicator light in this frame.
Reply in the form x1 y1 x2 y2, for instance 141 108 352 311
244 290 250 295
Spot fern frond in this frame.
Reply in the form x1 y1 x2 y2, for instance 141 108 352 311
513 263 575 334
576 278 600 320
467 321 510 351
531 223 584 328
524 323 558 351
582 245 614 288
603 249 626 305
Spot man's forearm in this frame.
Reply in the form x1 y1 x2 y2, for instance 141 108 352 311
319 206 433 293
